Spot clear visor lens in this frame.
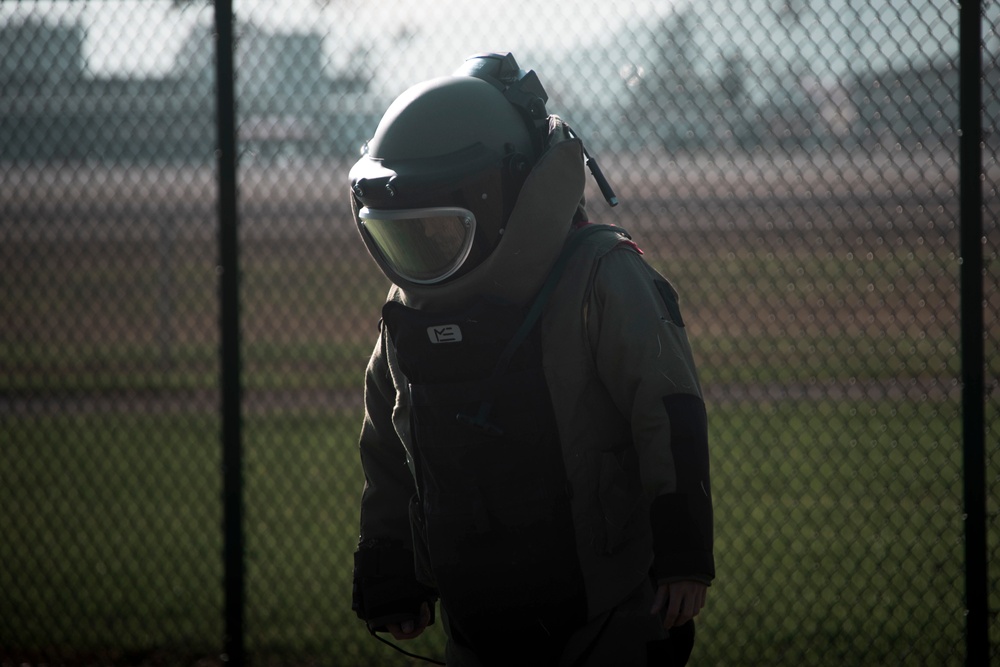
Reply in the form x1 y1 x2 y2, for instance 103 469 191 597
358 206 477 284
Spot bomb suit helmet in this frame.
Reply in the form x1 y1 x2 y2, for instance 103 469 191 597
349 53 596 310
349 56 548 286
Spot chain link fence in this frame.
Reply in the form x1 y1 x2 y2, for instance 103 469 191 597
1 0 997 665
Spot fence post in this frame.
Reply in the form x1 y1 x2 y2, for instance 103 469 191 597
213 0 245 664
959 1 987 665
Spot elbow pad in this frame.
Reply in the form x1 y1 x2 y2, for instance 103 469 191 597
650 394 715 581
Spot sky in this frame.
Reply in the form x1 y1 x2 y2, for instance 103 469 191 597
5 0 992 118
0 0 673 81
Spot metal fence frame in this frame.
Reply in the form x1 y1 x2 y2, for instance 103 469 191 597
957 3 989 666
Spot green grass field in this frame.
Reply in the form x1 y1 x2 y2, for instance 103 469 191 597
0 398 976 666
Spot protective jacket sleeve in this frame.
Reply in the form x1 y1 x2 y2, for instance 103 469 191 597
352 325 437 629
587 244 715 584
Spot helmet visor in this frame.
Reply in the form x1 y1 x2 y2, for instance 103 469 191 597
358 206 477 284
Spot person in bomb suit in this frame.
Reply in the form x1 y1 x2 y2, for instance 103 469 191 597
348 53 714 667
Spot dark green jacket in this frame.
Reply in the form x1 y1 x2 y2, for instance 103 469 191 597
354 223 714 625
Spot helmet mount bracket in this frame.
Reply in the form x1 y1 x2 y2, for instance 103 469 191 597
457 52 618 207
456 52 550 157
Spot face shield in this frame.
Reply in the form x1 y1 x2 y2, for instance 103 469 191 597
357 206 477 285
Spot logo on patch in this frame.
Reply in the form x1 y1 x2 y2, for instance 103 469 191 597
427 324 462 344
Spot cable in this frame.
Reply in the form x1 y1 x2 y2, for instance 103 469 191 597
367 623 446 666
563 123 619 207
